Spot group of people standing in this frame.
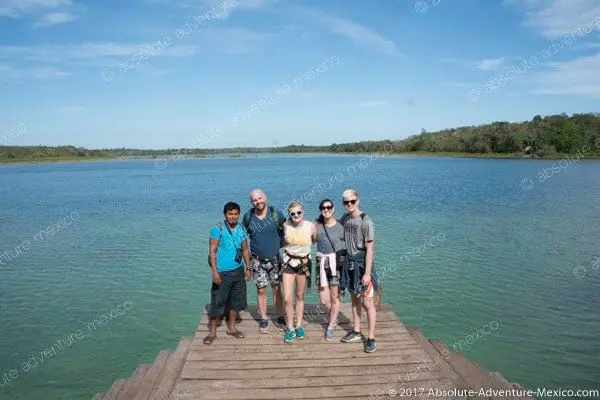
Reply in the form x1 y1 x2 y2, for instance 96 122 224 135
205 188 379 353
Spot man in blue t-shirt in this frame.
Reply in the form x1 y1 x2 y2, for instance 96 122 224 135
203 201 251 345
242 189 287 333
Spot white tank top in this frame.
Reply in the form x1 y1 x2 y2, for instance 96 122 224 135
284 220 312 257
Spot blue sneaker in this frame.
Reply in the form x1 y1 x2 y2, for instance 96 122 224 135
341 330 363 343
259 319 269 333
284 328 295 343
325 329 335 342
295 327 305 339
364 338 376 353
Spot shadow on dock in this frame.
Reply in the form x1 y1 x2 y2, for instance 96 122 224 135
91 303 533 400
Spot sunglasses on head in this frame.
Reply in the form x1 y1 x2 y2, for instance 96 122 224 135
320 205 333 211
343 199 357 206
290 211 302 217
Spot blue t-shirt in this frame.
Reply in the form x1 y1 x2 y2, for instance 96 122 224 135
209 222 247 272
245 208 286 259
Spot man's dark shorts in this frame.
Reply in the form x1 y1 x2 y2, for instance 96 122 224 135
209 266 247 318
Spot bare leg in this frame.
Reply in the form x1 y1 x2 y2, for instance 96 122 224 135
319 285 332 326
227 309 237 333
351 293 362 333
272 284 284 317
257 287 267 320
295 274 306 328
282 273 295 330
363 296 376 339
328 285 341 330
209 317 217 337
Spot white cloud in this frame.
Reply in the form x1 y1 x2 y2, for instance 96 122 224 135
0 0 71 17
0 64 70 80
298 8 401 56
34 11 76 26
357 100 389 108
473 58 505 70
505 0 600 38
530 53 600 97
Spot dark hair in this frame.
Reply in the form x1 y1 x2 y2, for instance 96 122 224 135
223 201 240 214
317 198 334 224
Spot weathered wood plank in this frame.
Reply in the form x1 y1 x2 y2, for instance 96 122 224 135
182 352 432 372
176 371 443 390
181 362 441 380
176 378 457 399
186 347 423 362
194 328 409 341
132 350 171 400
189 341 419 354
103 379 126 400
148 337 192 400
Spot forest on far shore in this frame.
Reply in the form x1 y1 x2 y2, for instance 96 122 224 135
2 113 600 163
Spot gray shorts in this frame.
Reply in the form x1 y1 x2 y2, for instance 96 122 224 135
251 257 281 289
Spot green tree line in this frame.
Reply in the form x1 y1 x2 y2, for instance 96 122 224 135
2 113 600 163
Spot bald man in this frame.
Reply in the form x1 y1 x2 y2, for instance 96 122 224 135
241 189 287 332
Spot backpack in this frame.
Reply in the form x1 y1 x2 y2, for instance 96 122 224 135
241 206 285 247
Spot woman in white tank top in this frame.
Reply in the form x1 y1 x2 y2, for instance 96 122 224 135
281 201 316 343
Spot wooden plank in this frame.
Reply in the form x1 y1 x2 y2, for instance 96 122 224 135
103 379 126 400
116 364 150 400
176 378 457 399
186 347 422 362
132 350 171 400
406 327 465 387
182 352 431 372
189 340 419 353
176 371 443 390
148 337 192 400
192 330 414 345
181 362 441 380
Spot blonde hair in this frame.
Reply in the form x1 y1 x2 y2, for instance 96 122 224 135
287 201 303 212
342 188 358 199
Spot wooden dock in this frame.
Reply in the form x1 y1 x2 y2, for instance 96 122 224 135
91 303 534 400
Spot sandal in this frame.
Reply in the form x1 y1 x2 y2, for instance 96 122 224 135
226 330 245 339
203 335 216 345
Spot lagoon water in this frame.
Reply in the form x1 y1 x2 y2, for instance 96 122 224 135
1 154 599 399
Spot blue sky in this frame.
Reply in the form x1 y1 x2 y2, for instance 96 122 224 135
1 0 600 149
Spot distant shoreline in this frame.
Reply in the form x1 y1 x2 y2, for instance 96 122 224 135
2 151 600 166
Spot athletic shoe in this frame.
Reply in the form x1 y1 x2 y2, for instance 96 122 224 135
340 330 363 343
276 316 286 329
259 319 269 333
284 328 295 343
325 329 335 342
295 327 305 339
364 338 376 353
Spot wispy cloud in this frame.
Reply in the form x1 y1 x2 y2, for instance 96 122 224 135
0 0 78 27
357 100 389 108
504 0 600 38
298 8 401 56
0 0 71 17
0 64 70 80
473 57 505 70
33 11 77 26
530 53 600 97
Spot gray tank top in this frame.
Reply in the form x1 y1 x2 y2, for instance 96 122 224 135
315 219 345 254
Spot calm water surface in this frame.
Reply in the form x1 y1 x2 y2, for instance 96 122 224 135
1 154 599 399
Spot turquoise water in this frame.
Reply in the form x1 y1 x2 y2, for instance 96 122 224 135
1 154 599 399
